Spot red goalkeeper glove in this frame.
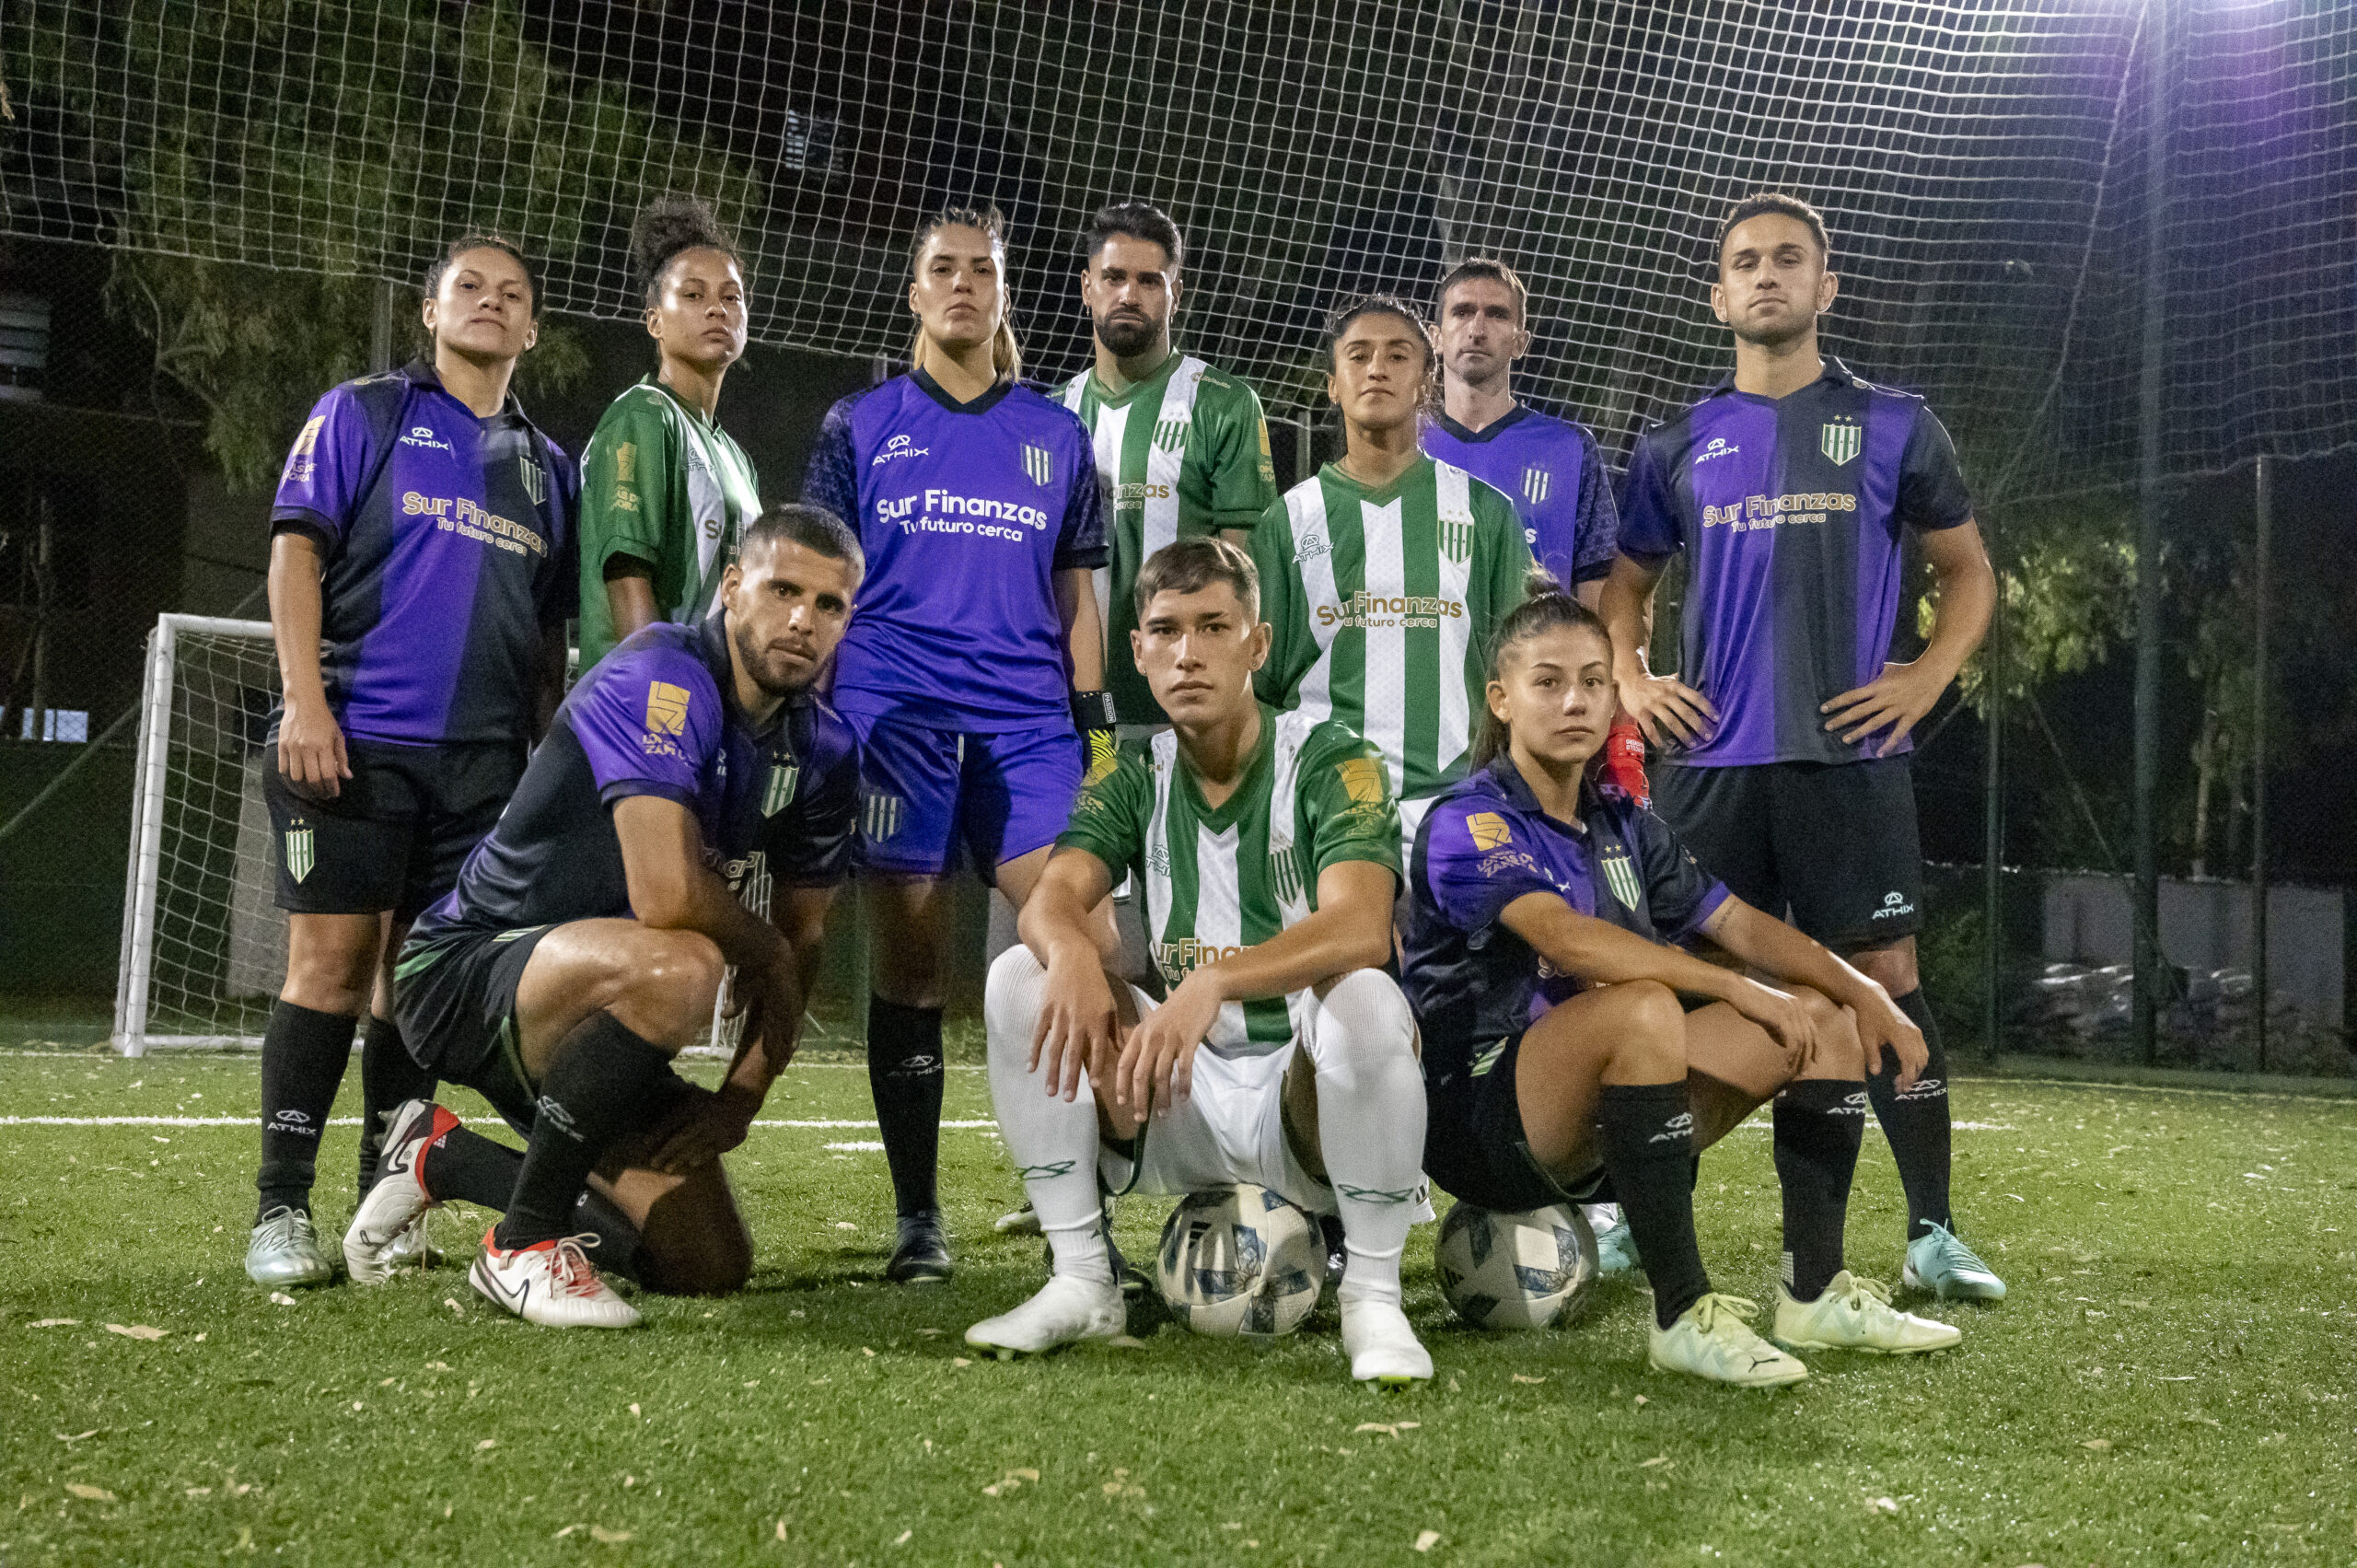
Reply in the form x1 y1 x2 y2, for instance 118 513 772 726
1596 717 1651 807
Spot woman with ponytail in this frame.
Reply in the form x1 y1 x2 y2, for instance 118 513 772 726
1400 575 1963 1386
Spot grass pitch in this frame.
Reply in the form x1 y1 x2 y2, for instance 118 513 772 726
2 1031 2352 1567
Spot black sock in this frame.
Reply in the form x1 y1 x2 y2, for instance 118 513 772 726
866 995 945 1217
1773 1079 1867 1301
357 1011 435 1199
421 1121 642 1277
1865 989 1953 1240
493 1012 673 1250
256 1000 356 1222
1596 1082 1713 1329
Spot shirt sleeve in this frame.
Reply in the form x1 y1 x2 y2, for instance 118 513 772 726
579 392 677 575
1615 429 1684 563
565 643 721 808
270 385 373 550
1420 796 1573 935
1296 726 1402 889
1897 404 1974 532
1568 431 1621 586
1052 741 1149 880
1051 414 1109 571
1249 498 1312 708
768 713 861 888
1202 377 1280 533
538 441 583 628
1629 806 1730 939
799 394 863 530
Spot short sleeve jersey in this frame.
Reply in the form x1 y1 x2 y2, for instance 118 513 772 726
1420 405 1620 590
575 377 763 674
407 615 859 942
1059 354 1279 725
802 369 1107 733
1056 704 1400 1058
269 361 578 747
1616 357 1975 767
1401 759 1730 1063
1252 456 1533 804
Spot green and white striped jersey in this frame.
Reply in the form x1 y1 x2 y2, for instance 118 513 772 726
1056 703 1400 1057
1252 455 1532 806
1060 354 1278 725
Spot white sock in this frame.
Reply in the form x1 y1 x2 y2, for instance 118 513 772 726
983 947 1110 1284
1304 970 1426 1307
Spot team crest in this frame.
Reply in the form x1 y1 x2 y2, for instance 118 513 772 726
283 821 315 884
1469 1038 1507 1078
761 762 800 818
1022 443 1053 485
863 792 903 842
1521 467 1551 506
517 451 548 505
1820 417 1862 467
1335 756 1387 806
1437 517 1474 564
1601 847 1643 911
1269 846 1304 907
1152 415 1190 453
1467 812 1512 851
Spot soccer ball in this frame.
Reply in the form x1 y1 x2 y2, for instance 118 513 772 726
1155 1184 1324 1341
1434 1201 1598 1330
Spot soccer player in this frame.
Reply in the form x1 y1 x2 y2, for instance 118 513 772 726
969 538 1433 1385
250 235 576 1289
576 195 761 674
1601 192 2006 1301
351 506 861 1325
1404 582 1960 1385
802 205 1108 1285
1252 296 1532 854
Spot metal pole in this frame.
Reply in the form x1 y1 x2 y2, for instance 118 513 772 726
2251 454 2272 1070
2131 0 2170 1063
116 617 183 1058
1981 515 2004 1060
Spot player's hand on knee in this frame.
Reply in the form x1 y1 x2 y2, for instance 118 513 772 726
278 698 351 801
647 1081 760 1174
1728 977 1810 1073
1035 952 1118 1101
1858 989 1926 1091
1122 974 1217 1113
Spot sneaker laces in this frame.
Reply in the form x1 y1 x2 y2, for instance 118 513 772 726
256 1206 313 1247
1824 1273 1896 1312
1918 1221 1990 1273
549 1235 606 1299
1687 1293 1763 1332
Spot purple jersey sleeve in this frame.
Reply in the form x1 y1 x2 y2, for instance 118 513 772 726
1897 404 1974 532
1422 797 1575 936
1629 806 1730 938
1569 433 1621 584
1051 412 1109 571
271 385 376 548
567 642 723 809
539 441 583 627
801 395 863 528
1615 428 1682 563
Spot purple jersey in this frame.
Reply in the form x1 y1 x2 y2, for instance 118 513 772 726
270 361 578 747
1401 758 1728 1061
1617 357 1974 768
1420 405 1619 589
408 616 859 939
802 369 1107 733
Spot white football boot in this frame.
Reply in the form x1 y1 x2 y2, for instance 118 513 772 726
469 1230 641 1329
964 1273 1126 1359
1648 1294 1809 1388
1341 1296 1432 1387
1773 1271 1961 1354
246 1206 335 1289
344 1098 456 1283
1902 1222 2008 1301
993 1201 1044 1237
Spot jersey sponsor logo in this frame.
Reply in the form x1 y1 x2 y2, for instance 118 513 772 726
877 489 1052 542
283 822 315 884
863 791 904 842
1872 889 1916 920
402 493 551 557
1314 588 1465 630
1692 436 1742 467
702 517 722 540
1154 935 1249 986
872 432 931 466
762 762 801 818
1600 847 1643 912
1521 467 1551 506
1023 444 1054 486
642 680 691 760
1479 847 1538 880
1701 491 1858 535
615 441 638 483
1152 415 1190 453
284 414 327 483
1115 481 1174 505
1437 517 1473 564
401 424 454 454
1820 417 1862 467
1269 845 1305 907
1335 757 1387 807
1466 812 1513 851
291 415 327 459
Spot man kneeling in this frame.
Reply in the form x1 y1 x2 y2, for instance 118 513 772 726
968 538 1432 1384
344 505 861 1326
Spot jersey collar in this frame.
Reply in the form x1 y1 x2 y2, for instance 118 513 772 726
1322 451 1433 508
911 365 1015 417
1429 402 1533 445
640 372 726 434
695 610 788 745
1703 354 1864 401
1175 702 1277 832
1480 753 1604 836
399 357 538 433
1083 349 1182 408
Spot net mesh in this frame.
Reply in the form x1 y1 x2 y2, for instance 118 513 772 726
6 2 2352 501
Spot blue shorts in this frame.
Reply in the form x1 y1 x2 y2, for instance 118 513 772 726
847 715 1081 883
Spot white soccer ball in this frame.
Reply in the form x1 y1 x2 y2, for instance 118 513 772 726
1155 1184 1324 1341
1434 1201 1598 1330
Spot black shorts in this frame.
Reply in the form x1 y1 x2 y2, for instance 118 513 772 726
1422 1032 1611 1214
392 923 554 1123
266 739 525 922
1653 756 1924 950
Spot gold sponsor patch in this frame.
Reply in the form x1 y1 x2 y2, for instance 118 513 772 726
1467 811 1512 851
645 680 691 737
1336 756 1387 806
615 441 637 483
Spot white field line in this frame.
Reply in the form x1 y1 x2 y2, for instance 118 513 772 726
0 1116 1001 1131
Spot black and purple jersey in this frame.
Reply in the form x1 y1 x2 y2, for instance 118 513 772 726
409 615 859 940
1402 758 1729 1062
802 368 1106 734
270 360 578 747
1420 405 1619 590
1616 357 1974 767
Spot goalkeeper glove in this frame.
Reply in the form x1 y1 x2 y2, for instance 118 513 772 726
1596 717 1651 807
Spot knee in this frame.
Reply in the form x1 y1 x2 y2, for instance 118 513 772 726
1850 939 1918 996
1796 989 1866 1079
983 946 1048 1051
284 930 377 1015
634 1214 752 1296
1604 980 1686 1074
1312 970 1418 1066
610 932 725 1043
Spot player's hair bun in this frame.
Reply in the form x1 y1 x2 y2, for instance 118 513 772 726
1523 563 1569 601
630 194 738 300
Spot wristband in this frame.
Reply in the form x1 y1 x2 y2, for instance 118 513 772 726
1070 690 1117 731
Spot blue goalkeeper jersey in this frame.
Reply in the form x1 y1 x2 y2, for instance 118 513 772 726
1421 404 1619 591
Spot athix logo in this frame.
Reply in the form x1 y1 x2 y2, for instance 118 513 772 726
872 432 931 466
533 1096 581 1141
1522 467 1551 506
1692 436 1741 466
1872 890 1916 920
1840 1090 1874 1115
1649 1110 1695 1143
1896 1077 1946 1102
401 424 454 454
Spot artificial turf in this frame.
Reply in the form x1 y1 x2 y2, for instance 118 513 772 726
2 1037 2352 1567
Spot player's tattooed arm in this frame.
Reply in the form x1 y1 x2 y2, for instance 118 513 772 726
268 531 350 800
1017 845 1121 1104
1819 518 1994 756
1696 898 1924 1086
1599 553 1716 749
